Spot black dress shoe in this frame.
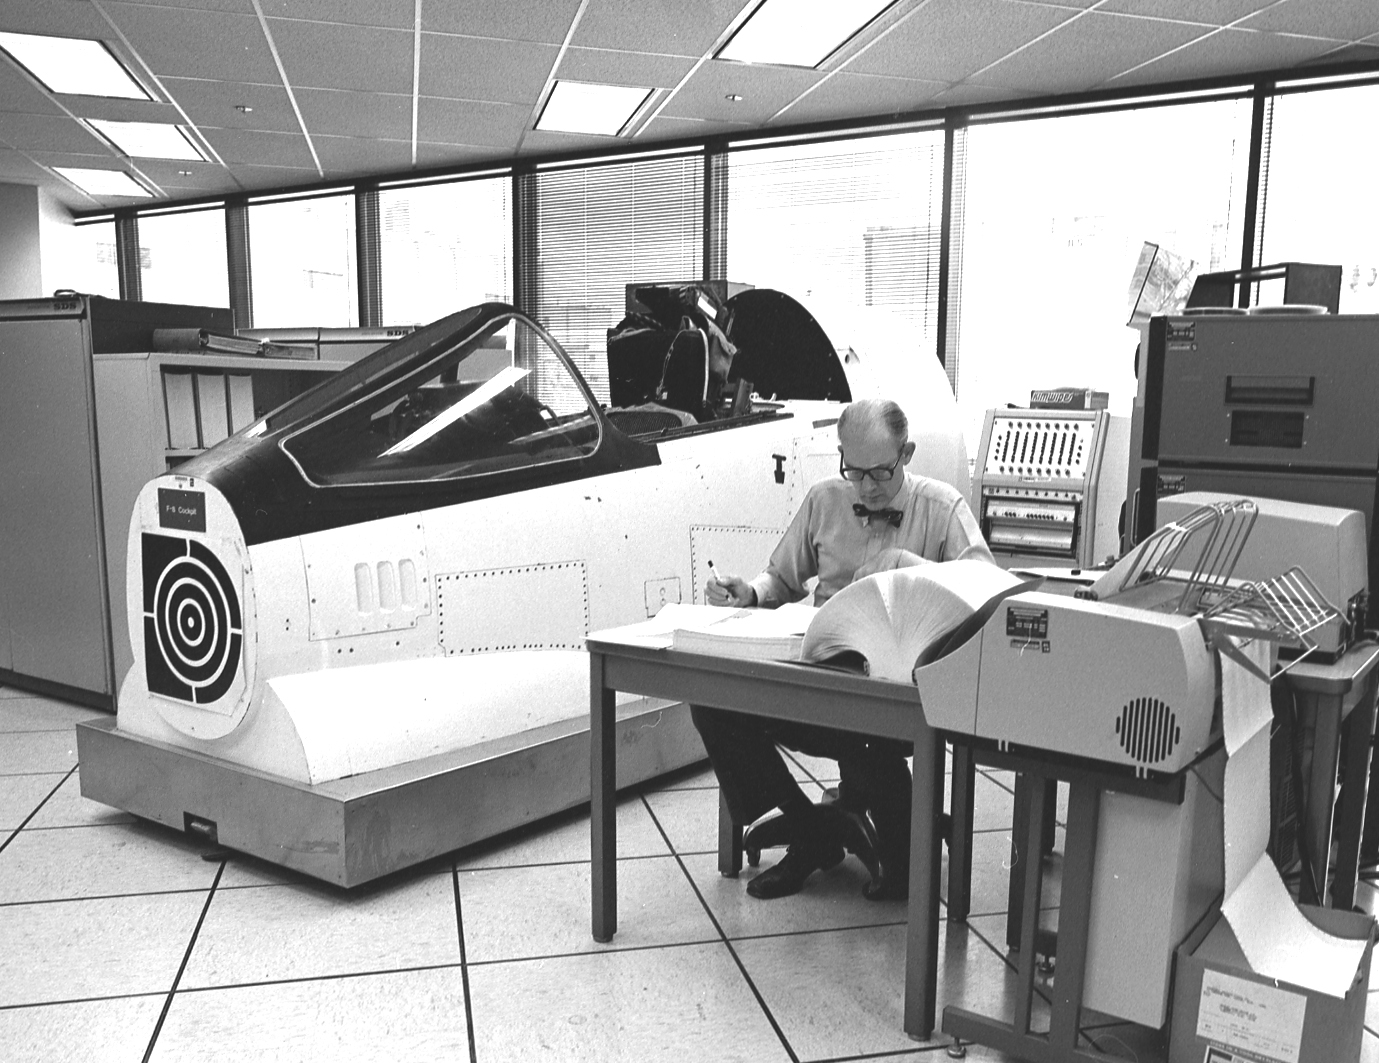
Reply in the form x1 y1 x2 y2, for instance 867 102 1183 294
746 842 844 899
816 804 882 885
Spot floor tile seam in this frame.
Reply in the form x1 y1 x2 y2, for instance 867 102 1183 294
465 935 726 970
142 860 226 1063
456 850 675 874
0 885 213 909
724 918 908 944
14 819 139 833
451 864 479 1063
959 917 1056 1009
0 726 87 734
638 790 804 1063
801 1044 935 1062
0 768 80 778
172 959 469 996
0 989 169 1013
0 766 75 857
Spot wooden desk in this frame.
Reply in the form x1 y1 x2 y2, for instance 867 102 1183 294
587 636 944 1039
1281 641 1379 909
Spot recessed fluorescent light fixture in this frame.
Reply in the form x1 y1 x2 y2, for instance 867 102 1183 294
536 80 652 136
88 119 205 161
0 31 149 100
53 167 151 198
718 0 897 68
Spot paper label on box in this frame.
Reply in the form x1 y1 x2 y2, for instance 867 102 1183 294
1197 968 1306 1063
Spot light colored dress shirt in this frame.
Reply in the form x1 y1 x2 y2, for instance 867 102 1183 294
749 472 995 607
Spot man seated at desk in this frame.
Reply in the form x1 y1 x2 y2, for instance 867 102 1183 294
698 398 995 900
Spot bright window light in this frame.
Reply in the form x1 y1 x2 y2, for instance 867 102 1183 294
0 31 149 99
536 81 652 137
88 119 204 161
718 0 896 68
54 167 152 198
383 366 532 455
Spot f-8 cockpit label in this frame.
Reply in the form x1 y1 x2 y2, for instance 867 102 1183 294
1006 605 1050 651
159 488 206 533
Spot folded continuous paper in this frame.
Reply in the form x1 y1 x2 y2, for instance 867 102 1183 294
1218 637 1366 998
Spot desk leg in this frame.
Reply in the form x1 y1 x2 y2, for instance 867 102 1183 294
1048 782 1100 1053
1300 692 1341 907
948 743 975 923
590 652 617 942
1007 773 1033 950
718 792 743 878
1334 671 1379 910
903 714 942 1040
1012 775 1048 1036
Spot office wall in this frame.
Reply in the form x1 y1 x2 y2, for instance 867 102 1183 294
0 182 41 299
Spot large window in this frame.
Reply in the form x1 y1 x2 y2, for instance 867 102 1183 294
534 155 703 403
954 99 1253 452
379 177 512 327
249 194 358 328
1257 83 1379 314
139 208 230 309
726 129 947 379
48 219 119 298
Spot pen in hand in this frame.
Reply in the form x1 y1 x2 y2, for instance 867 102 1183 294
708 560 725 584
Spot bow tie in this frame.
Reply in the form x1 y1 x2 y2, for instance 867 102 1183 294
853 503 903 528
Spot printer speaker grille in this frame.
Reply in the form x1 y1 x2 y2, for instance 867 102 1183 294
1114 697 1180 765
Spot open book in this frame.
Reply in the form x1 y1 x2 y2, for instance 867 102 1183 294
657 561 1030 680
669 601 817 661
801 560 1030 681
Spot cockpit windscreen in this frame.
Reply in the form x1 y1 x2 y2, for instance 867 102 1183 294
281 315 602 486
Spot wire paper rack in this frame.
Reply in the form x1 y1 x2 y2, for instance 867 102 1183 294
1199 566 1342 680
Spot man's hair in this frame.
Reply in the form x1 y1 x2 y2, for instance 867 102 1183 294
838 398 908 445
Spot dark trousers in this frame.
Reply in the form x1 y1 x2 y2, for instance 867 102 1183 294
690 704 914 862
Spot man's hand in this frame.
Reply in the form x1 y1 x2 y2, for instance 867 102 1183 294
853 548 930 580
706 574 756 607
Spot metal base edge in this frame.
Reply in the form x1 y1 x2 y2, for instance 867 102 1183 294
75 700 704 888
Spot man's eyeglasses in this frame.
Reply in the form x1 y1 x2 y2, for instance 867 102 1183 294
839 453 903 483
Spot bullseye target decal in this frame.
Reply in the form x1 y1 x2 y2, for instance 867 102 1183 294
142 533 242 705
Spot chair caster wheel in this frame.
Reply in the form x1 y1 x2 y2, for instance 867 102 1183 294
1037 955 1055 976
746 848 761 867
946 1037 967 1059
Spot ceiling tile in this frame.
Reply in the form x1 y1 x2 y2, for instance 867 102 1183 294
572 0 745 58
638 114 757 141
422 0 582 44
420 34 557 104
58 97 181 124
267 19 413 93
296 87 411 139
412 142 509 169
0 148 49 182
556 47 695 89
775 72 948 124
417 98 529 148
135 159 241 190
160 78 300 133
0 0 112 38
1095 0 1281 26
0 113 110 154
1109 26 1339 86
662 60 825 124
102 4 281 82
259 0 413 30
967 11 1208 93
117 0 256 11
223 162 317 191
201 126 318 168
849 0 1079 83
1239 0 1379 40
517 128 624 156
0 61 64 116
926 82 1032 107
314 134 413 176
1297 41 1379 66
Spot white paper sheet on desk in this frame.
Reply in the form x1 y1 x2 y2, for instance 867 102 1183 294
1218 637 1366 998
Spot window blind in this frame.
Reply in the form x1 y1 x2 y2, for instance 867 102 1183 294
725 130 946 368
533 154 704 405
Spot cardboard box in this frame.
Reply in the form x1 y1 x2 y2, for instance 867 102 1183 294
1169 905 1375 1063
